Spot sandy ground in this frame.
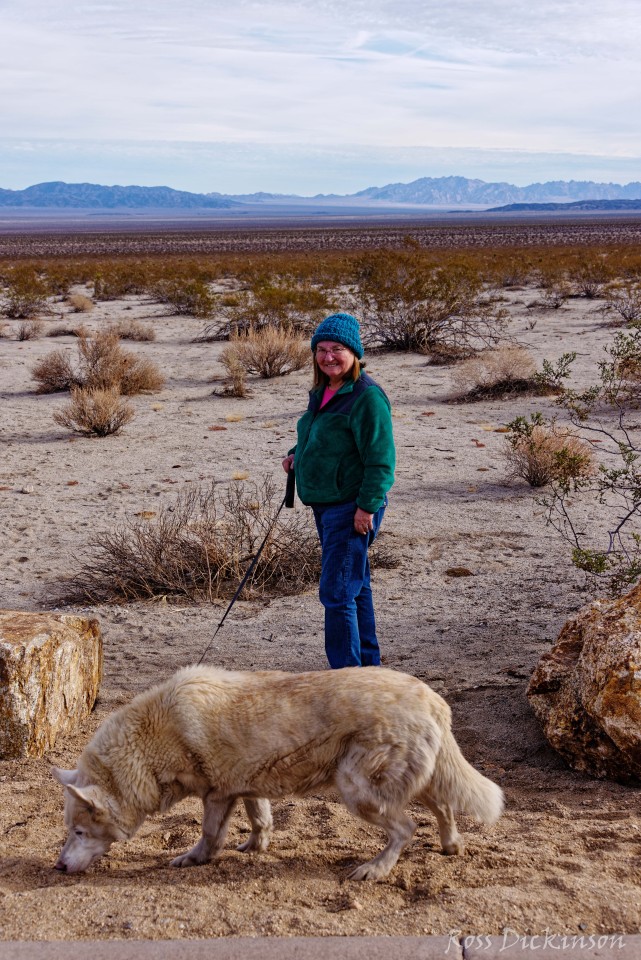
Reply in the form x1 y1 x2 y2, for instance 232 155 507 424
1 286 640 941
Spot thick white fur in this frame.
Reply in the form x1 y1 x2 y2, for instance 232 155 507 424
52 666 503 879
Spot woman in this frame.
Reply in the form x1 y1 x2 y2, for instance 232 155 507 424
282 312 395 669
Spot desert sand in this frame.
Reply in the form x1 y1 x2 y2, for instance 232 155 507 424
1 282 640 941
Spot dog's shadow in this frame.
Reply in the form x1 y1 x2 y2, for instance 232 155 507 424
7 850 349 892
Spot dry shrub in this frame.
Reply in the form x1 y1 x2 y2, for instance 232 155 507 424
75 332 124 389
32 332 164 394
151 277 215 317
0 321 8 338
492 258 530 289
110 318 156 341
503 417 595 488
17 319 44 340
216 355 249 398
31 349 78 392
569 255 613 299
66 293 95 313
221 326 310 378
425 343 474 366
63 477 322 603
53 388 135 437
606 283 641 324
450 346 538 400
118 356 165 395
77 332 164 394
536 270 572 309
46 324 88 338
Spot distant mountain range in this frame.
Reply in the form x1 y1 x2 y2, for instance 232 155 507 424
0 181 236 209
348 176 641 205
0 177 640 209
489 199 641 212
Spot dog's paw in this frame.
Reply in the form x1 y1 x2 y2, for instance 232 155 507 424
347 861 391 882
237 832 270 853
442 839 464 856
170 850 208 868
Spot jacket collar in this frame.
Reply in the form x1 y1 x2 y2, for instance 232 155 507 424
310 376 356 412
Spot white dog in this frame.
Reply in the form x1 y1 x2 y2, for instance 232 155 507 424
53 665 503 880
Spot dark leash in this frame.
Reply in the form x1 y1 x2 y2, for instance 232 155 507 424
196 469 296 666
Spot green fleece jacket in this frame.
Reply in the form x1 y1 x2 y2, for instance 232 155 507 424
290 372 395 513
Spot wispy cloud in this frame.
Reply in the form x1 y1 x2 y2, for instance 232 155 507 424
1 0 639 190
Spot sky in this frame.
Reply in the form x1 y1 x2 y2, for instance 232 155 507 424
1 0 640 194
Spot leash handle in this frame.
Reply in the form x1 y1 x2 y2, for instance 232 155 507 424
285 466 296 508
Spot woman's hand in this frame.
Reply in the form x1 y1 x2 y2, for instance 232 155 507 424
282 454 295 473
354 507 374 535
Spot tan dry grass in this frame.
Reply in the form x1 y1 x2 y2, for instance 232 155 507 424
66 293 95 313
46 324 89 338
221 326 310 379
32 331 164 395
606 283 641 324
17 319 44 340
32 349 78 392
110 318 156 341
216 358 249 398
503 424 596 488
53 388 135 437
450 346 537 400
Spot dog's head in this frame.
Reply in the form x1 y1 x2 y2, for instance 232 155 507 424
52 767 129 873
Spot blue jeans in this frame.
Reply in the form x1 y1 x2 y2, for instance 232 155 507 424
312 499 387 669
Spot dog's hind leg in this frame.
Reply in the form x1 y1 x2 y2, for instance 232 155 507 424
336 766 416 882
420 792 463 856
171 793 236 868
237 798 273 853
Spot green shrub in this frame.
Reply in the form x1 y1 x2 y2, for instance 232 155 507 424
352 250 507 355
151 277 216 317
3 268 51 318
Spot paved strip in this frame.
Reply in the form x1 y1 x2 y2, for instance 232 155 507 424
0 937 460 960
463 932 637 958
3 935 638 959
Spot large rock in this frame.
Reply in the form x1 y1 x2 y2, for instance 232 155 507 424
527 583 641 782
0 611 102 759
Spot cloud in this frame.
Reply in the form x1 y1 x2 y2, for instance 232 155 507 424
1 0 639 188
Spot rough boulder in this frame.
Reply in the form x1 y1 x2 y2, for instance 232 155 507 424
0 611 102 759
527 583 641 782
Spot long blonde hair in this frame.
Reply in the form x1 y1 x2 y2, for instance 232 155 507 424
312 352 362 390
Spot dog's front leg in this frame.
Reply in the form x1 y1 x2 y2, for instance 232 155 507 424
237 797 273 853
171 793 236 868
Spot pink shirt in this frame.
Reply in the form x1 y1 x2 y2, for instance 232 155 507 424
320 386 339 407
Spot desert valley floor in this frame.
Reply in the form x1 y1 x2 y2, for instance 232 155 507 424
1 250 640 939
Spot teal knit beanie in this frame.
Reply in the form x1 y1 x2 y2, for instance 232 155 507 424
310 312 364 359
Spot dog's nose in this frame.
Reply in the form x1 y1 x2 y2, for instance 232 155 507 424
54 860 67 872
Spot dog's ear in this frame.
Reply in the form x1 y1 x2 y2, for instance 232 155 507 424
65 784 106 816
51 767 79 786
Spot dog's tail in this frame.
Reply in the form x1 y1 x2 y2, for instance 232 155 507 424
428 727 504 824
